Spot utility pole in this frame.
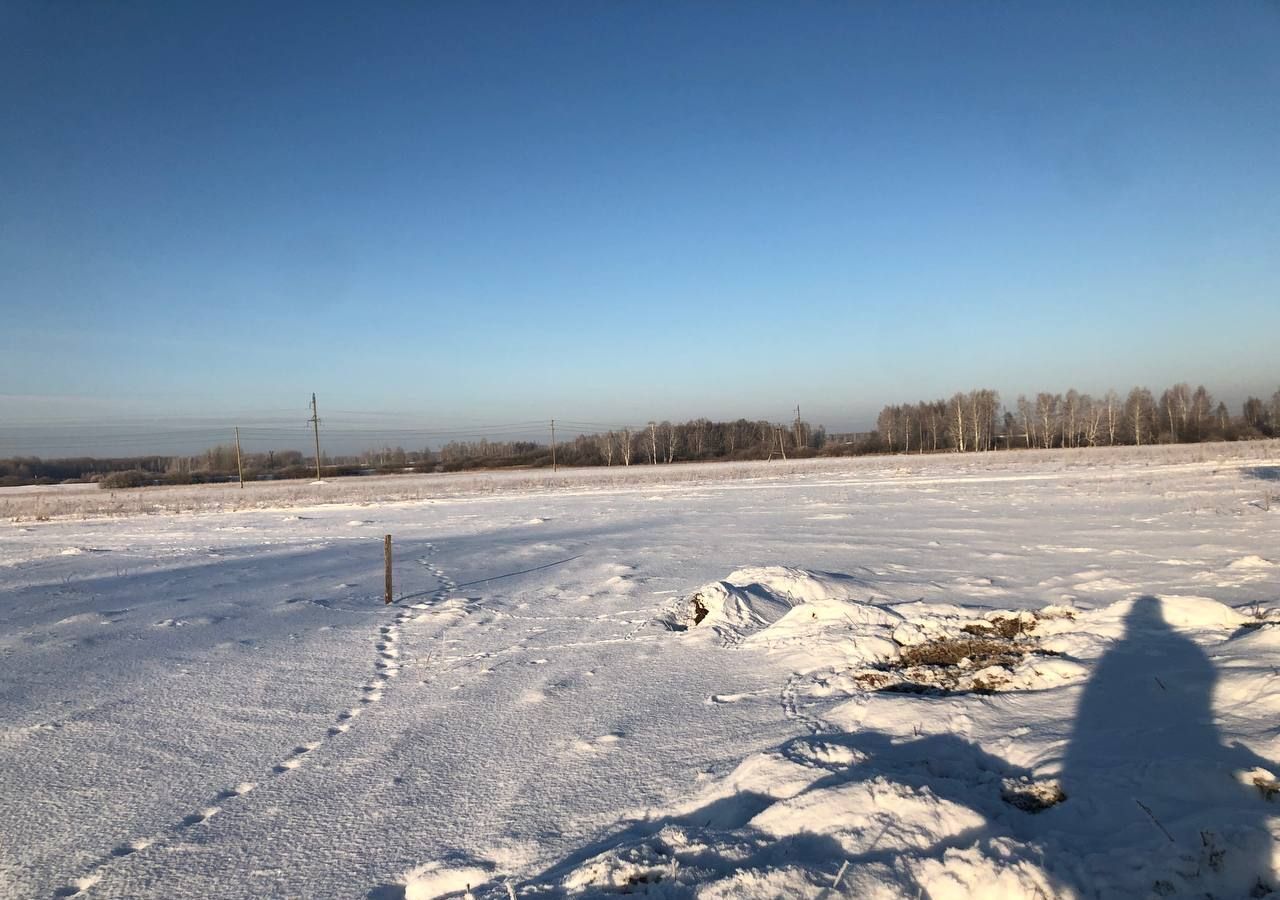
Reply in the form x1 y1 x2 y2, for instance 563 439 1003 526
234 427 244 489
550 419 557 472
309 393 323 482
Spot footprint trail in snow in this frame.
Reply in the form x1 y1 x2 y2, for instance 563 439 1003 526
48 556 444 898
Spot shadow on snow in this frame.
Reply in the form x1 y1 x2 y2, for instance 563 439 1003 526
487 594 1276 898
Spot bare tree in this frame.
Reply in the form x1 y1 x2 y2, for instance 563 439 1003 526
1126 387 1156 446
1243 397 1268 432
972 389 1000 451
878 407 892 453
1189 386 1213 441
1016 395 1035 448
1035 392 1060 449
948 393 967 452
926 400 944 451
659 421 678 464
1063 389 1081 448
1160 383 1191 443
1103 389 1120 446
970 391 982 452
690 418 710 458
1083 396 1103 447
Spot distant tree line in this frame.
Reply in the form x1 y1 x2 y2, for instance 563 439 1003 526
0 445 436 488
438 419 827 471
870 384 1280 453
1 384 1276 487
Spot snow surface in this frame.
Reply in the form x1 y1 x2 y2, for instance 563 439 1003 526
1 444 1278 898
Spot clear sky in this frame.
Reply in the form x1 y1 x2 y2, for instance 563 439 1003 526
2 2 1278 453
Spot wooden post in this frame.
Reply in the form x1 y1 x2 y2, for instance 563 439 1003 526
550 418 557 472
384 535 393 604
234 427 244 489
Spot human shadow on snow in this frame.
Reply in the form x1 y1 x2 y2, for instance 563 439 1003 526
1056 595 1276 896
497 595 1276 898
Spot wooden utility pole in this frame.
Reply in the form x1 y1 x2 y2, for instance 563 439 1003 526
384 534 393 604
234 427 244 489
308 393 323 482
550 419 557 472
776 426 788 461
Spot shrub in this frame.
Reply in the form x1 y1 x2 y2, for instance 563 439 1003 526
99 470 150 490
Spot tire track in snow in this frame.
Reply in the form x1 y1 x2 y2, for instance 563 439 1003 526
48 550 454 899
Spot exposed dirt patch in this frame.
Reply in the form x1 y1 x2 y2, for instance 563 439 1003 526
899 637 1027 669
860 622 1062 694
1001 779 1067 813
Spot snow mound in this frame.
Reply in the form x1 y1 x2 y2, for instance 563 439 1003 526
760 594 902 637
1143 595 1253 630
1227 555 1274 569
720 566 870 605
658 567 906 670
680 565 880 629
402 861 492 899
674 566 892 636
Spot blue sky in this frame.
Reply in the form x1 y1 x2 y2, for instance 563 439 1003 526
2 2 1278 451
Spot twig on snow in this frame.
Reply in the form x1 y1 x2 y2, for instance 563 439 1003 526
1135 798 1175 842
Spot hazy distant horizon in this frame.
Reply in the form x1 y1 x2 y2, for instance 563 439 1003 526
3 375 1276 458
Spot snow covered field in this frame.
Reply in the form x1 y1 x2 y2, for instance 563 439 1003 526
2 443 1279 899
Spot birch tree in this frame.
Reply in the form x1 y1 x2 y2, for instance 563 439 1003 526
1126 387 1156 446
1103 389 1120 446
949 394 967 452
620 428 633 466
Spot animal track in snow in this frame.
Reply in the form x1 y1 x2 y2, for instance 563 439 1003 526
50 556 439 899
108 838 152 858
416 542 458 604
570 732 624 754
179 806 220 827
213 782 256 801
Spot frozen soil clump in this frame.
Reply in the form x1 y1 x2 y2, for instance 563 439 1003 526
1000 778 1067 813
857 611 1064 694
